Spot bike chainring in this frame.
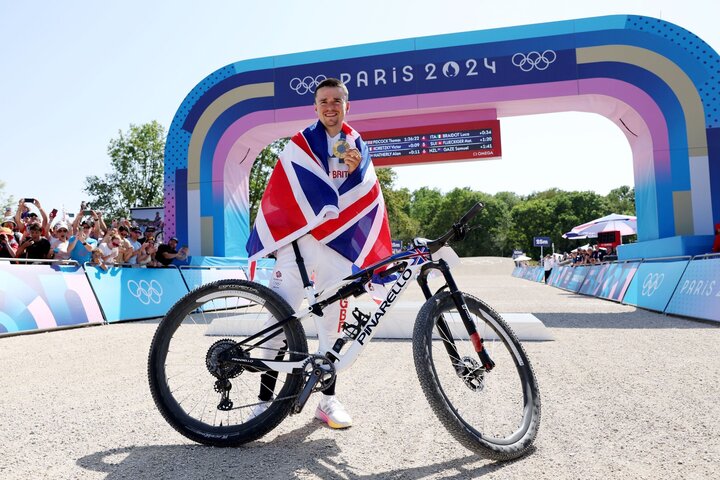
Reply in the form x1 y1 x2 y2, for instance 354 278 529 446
303 354 337 393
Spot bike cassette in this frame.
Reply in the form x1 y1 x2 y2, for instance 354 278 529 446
206 338 245 379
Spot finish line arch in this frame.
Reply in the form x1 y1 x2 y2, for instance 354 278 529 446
164 14 720 259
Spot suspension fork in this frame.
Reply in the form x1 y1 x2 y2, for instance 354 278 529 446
418 260 495 372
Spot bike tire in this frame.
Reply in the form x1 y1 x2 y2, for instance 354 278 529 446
412 291 541 460
148 279 308 446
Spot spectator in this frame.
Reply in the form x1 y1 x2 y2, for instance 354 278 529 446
140 225 156 244
155 237 188 267
138 232 158 266
712 223 720 253
97 233 122 265
15 223 51 260
542 254 554 283
0 226 18 259
15 198 48 236
2 217 21 243
49 222 72 260
89 248 109 272
67 221 98 265
122 226 143 265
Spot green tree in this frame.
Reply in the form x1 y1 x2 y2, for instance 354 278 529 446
0 179 14 213
248 138 288 225
605 185 635 215
376 167 418 242
84 121 166 219
409 186 444 236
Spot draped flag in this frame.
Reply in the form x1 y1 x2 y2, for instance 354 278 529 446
247 121 392 269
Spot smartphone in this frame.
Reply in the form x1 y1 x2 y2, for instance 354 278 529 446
50 208 58 217
83 210 93 216
24 198 35 203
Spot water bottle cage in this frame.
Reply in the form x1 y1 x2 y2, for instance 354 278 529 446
341 307 371 340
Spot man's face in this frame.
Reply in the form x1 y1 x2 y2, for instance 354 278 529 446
29 228 41 240
169 239 178 249
314 86 348 132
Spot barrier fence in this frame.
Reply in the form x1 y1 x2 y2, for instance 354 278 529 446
513 254 720 323
0 257 261 336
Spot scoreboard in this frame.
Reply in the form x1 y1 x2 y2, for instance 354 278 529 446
363 120 501 166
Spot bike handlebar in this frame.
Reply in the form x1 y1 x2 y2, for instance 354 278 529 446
425 202 484 252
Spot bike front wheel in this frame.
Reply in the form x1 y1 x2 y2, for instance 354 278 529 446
413 291 541 460
147 279 308 446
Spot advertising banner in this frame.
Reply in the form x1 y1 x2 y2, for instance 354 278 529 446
622 260 690 312
555 266 589 292
665 257 720 322
551 266 573 288
180 267 248 292
85 266 189 322
0 263 103 336
547 266 562 285
595 261 640 302
578 263 612 296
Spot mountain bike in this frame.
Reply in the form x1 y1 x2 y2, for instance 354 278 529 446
147 203 541 461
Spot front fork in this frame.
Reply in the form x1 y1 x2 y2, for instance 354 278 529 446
418 260 495 372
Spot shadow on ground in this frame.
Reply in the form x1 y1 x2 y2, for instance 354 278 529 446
76 421 516 479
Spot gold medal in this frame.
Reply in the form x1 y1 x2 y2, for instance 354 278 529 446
333 139 351 160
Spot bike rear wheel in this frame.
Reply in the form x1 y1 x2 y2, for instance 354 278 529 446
147 279 308 446
413 291 541 460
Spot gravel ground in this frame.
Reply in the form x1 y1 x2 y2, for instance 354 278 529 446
1 257 719 479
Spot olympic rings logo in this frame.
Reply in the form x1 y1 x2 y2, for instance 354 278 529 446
127 279 163 304
641 273 665 297
289 75 327 95
511 50 557 72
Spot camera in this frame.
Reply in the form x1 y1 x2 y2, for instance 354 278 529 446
83 210 93 216
24 198 35 203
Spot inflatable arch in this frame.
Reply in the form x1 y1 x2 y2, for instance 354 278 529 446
165 15 720 259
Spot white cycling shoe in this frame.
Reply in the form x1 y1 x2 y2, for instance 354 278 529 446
246 400 270 421
315 395 353 429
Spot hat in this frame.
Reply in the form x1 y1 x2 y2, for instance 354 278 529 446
0 226 13 236
169 236 179 242
2 216 15 227
131 226 142 233
27 212 38 218
54 222 69 231
145 226 156 232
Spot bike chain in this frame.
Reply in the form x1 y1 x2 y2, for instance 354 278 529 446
221 346 329 411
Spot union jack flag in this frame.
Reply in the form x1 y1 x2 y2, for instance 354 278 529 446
246 121 392 268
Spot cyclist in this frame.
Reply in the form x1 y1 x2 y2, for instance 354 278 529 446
246 78 392 428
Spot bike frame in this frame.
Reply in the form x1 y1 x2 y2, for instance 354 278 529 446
232 241 490 376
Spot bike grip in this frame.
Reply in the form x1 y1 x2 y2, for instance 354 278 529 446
458 202 484 225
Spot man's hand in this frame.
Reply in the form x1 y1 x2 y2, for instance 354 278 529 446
344 148 362 173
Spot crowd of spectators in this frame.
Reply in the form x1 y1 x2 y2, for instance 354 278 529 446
555 244 617 266
0 199 188 267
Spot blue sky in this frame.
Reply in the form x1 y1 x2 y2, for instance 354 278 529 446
1 0 718 217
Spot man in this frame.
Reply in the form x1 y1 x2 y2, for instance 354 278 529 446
155 237 188 266
67 221 98 265
246 78 392 428
543 254 554 283
122 226 143 264
15 223 51 260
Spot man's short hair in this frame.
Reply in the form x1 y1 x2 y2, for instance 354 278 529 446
28 223 42 231
118 225 129 233
314 77 349 101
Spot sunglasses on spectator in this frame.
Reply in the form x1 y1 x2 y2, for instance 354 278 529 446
58 229 68 233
